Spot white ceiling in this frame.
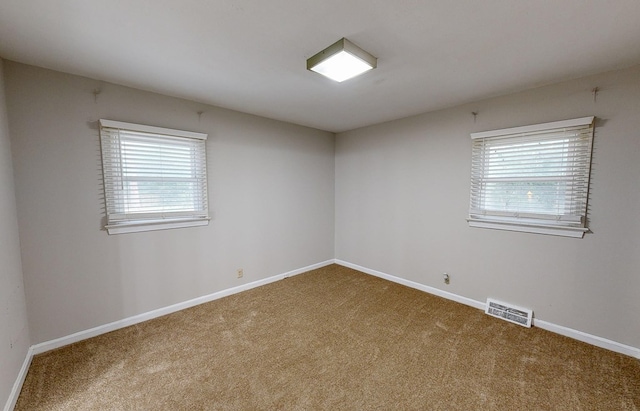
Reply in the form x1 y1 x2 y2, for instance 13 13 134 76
1 1 640 133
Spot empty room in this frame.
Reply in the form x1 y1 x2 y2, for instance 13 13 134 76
1 1 639 410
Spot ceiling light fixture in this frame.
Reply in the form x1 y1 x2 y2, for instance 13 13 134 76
307 38 377 83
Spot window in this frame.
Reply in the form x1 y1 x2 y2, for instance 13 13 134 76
468 117 595 238
99 119 209 234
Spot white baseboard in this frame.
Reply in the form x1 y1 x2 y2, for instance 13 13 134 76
335 259 485 310
7 257 638 411
3 347 33 411
335 259 640 360
5 259 332 411
31 259 334 356
533 319 640 359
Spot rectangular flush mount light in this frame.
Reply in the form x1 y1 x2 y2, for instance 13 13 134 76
307 38 377 82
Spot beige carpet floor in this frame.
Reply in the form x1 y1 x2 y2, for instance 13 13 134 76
16 264 640 410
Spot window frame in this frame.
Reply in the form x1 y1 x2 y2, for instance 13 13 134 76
468 116 595 238
99 119 210 235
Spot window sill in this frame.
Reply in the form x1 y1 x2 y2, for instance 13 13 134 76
468 219 588 238
105 218 210 235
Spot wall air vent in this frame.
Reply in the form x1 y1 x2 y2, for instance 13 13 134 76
485 298 533 328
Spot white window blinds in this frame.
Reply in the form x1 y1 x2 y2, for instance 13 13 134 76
99 120 209 234
468 117 595 238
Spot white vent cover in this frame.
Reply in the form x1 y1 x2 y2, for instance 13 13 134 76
485 298 533 328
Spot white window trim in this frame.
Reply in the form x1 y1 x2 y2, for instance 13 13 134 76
99 119 210 235
468 116 595 238
469 117 594 140
105 218 210 235
100 119 207 140
468 218 588 238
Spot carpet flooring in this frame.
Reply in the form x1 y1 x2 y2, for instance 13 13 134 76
15 264 640 410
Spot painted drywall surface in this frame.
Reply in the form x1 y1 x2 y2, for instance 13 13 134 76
0 60 30 407
5 62 335 344
336 65 640 349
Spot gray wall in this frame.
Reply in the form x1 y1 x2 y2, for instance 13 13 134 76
3 59 639 387
335 65 640 349
0 60 30 408
5 62 335 344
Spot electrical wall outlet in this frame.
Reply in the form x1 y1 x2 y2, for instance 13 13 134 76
237 268 243 279
443 273 450 285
